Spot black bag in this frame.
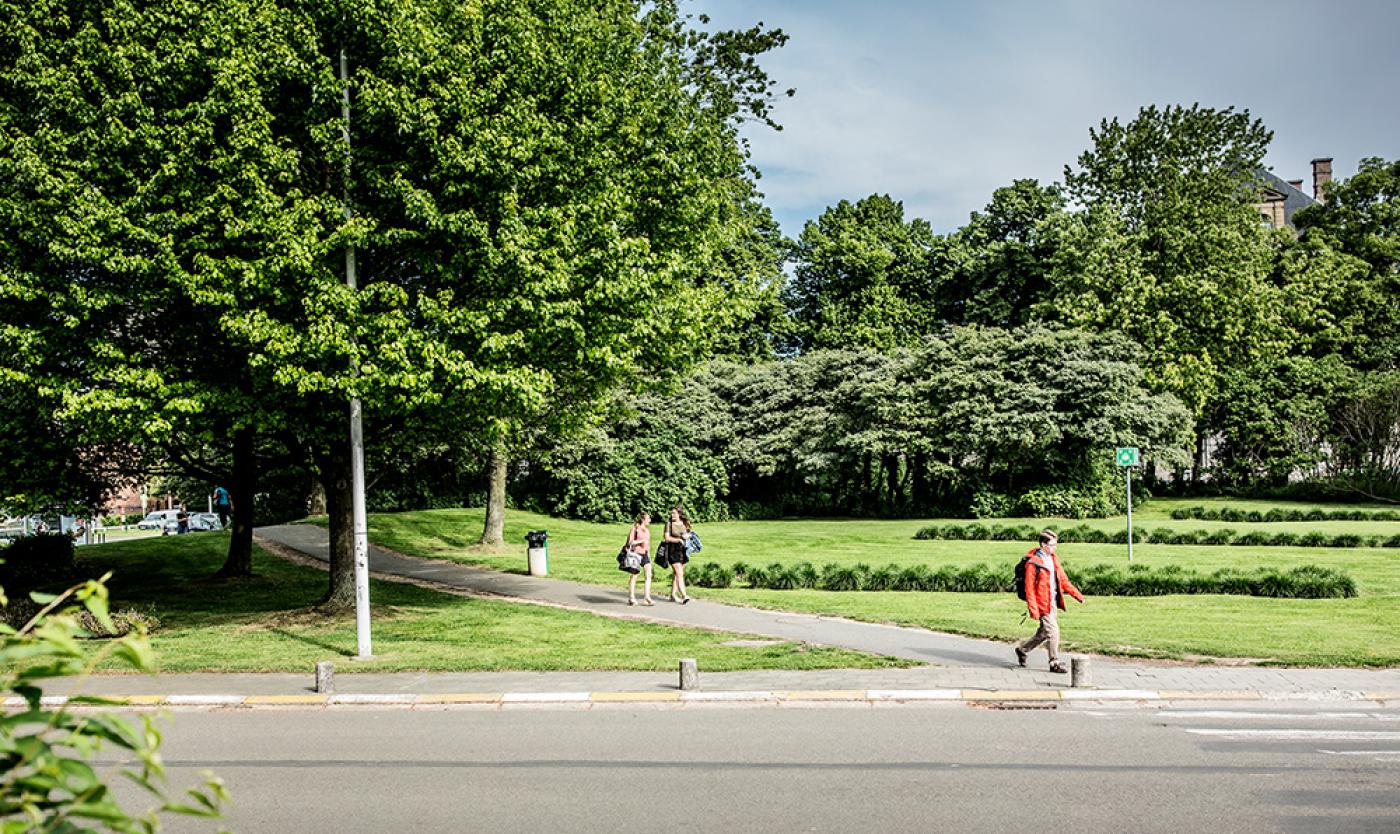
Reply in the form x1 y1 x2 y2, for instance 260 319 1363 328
654 542 669 569
1014 555 1045 600
618 547 641 574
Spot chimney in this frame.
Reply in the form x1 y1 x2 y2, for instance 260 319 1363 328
1287 179 1304 192
1311 158 1333 201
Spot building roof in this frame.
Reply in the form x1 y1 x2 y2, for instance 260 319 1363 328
1255 168 1318 226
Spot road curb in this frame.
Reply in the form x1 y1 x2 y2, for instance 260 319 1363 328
9 688 1398 710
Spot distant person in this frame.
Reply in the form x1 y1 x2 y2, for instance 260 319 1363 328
1015 529 1084 674
661 506 692 604
622 512 654 606
213 485 232 528
176 504 190 535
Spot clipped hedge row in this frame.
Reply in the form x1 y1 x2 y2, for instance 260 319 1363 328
913 523 1400 548
1169 506 1400 523
687 560 1357 599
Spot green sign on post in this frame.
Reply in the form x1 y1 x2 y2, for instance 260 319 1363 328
1115 447 1139 561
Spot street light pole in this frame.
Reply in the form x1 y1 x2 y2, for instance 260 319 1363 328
341 46 371 659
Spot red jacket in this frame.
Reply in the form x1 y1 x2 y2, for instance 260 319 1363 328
1023 547 1083 618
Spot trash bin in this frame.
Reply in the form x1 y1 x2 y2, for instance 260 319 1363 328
525 529 548 576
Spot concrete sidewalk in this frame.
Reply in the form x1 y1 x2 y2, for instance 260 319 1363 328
38 520 1394 702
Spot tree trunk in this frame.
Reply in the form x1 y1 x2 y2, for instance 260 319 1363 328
478 443 507 547
307 477 327 516
911 451 928 512
214 427 257 578
1193 432 1209 484
317 437 356 611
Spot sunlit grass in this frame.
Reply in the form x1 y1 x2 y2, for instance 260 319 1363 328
73 535 906 673
356 502 1400 667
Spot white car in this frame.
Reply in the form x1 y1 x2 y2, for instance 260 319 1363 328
162 512 223 534
137 510 181 530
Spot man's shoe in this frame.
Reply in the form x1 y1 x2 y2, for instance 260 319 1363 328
1048 663 1068 674
1015 647 1028 668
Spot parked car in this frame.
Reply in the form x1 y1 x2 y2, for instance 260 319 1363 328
161 512 222 535
137 510 181 530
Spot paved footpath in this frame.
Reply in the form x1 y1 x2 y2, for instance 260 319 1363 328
39 524 1400 707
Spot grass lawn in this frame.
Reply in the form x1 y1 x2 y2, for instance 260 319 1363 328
65 534 906 674
353 502 1400 667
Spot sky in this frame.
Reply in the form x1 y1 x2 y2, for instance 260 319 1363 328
689 0 1400 237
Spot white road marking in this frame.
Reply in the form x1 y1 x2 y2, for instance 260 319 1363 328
1185 729 1400 740
1157 711 1400 722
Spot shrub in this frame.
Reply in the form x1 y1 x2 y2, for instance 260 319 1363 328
962 524 991 541
1170 508 1193 520
0 533 77 591
763 563 799 590
1200 529 1236 546
1382 535 1400 548
1269 532 1299 547
689 563 733 589
1330 534 1365 548
818 563 863 591
865 565 898 591
1298 532 1330 547
968 490 1015 519
1234 531 1272 547
893 565 933 591
913 526 941 541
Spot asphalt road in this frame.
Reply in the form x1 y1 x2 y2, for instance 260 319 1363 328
119 703 1400 834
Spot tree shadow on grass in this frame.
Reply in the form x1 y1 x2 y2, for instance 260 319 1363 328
268 627 355 657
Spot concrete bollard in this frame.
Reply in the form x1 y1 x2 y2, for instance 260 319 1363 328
679 658 698 691
316 661 335 694
1070 656 1092 688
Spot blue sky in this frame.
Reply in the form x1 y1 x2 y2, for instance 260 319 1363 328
690 0 1400 236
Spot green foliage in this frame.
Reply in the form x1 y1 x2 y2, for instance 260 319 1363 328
915 522 1391 549
1051 104 1285 423
689 558 1355 598
936 179 1066 327
1294 157 1400 370
783 194 939 352
0 534 77 593
1171 505 1400 523
531 369 734 522
0 575 227 831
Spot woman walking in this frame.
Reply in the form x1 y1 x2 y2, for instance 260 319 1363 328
662 506 693 604
624 512 654 606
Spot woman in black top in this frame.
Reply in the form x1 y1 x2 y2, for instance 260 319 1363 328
662 506 692 603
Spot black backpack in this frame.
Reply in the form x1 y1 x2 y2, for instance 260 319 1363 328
1014 555 1044 600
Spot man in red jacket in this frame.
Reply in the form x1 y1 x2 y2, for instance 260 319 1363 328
1015 529 1084 674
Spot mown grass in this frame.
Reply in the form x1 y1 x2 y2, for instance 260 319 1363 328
355 502 1400 667
63 534 905 673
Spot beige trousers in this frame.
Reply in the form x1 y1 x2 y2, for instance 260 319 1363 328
1019 609 1060 662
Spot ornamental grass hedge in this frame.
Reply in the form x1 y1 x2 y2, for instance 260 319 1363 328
687 560 1357 598
1169 506 1400 523
913 523 1400 548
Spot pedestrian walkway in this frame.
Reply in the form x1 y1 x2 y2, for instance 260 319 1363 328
246 524 1400 699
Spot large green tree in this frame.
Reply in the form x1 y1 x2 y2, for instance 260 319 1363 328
0 0 792 604
1048 104 1287 467
784 194 939 352
937 179 1066 327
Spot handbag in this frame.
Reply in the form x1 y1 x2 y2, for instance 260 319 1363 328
654 541 670 569
617 546 642 574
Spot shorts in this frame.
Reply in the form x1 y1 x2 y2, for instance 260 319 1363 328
661 541 688 566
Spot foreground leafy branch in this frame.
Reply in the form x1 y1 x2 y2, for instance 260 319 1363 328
1 575 228 833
